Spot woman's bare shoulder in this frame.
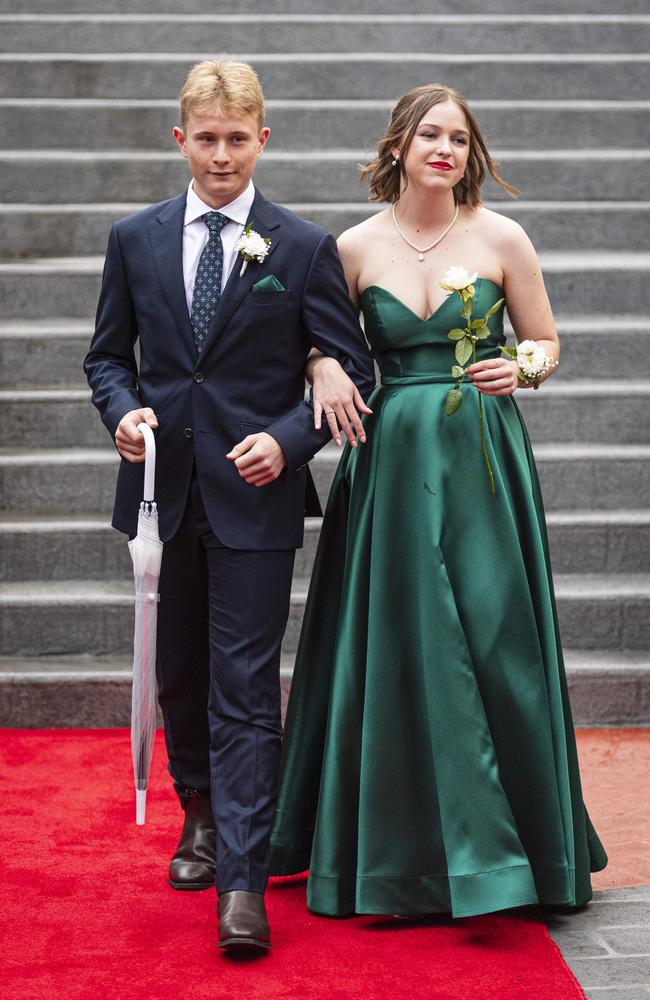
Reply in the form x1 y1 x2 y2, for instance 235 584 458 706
337 210 391 276
471 204 531 251
338 209 390 250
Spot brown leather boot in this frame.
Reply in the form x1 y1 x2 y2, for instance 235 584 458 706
217 890 271 951
168 793 216 890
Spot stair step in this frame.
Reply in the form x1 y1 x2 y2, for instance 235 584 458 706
3 647 644 729
3 0 644 14
2 98 648 152
1 381 648 449
2 14 648 55
2 443 649 516
1 253 648 320
2 148 648 204
311 443 650 513
0 649 647 728
1 53 646 101
1 574 649 658
2 201 648 258
0 448 119 514
547 317 650 380
0 320 92 387
514 381 650 445
0 314 645 386
3 510 650 584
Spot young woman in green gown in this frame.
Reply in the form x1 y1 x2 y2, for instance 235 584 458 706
270 84 607 918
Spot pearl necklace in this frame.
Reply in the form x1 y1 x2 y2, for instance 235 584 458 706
391 202 459 261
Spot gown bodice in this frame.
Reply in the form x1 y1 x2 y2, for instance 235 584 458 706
360 278 506 383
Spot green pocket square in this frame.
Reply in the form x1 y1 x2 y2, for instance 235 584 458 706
252 275 286 293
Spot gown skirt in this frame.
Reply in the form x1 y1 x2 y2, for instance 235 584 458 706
270 279 607 918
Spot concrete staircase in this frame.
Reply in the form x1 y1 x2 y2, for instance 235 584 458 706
1 1 649 727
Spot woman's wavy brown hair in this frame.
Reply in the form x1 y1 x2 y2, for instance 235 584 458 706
361 84 518 207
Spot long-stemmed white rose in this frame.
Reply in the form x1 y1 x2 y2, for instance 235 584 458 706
441 266 505 494
235 224 272 277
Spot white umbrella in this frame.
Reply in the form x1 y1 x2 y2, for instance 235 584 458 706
127 422 163 825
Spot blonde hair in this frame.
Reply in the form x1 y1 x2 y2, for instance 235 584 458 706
179 59 265 131
361 84 518 208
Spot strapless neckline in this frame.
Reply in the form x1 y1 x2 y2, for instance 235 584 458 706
360 278 504 325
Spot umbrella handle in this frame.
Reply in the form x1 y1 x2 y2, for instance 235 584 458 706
136 788 147 825
137 422 156 503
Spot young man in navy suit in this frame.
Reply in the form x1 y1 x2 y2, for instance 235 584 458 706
84 59 374 951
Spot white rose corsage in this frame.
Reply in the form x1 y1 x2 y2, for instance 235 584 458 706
235 224 271 277
501 339 558 389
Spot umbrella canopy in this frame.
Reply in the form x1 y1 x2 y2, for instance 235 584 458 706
127 422 163 825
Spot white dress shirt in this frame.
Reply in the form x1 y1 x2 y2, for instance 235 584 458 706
182 179 256 313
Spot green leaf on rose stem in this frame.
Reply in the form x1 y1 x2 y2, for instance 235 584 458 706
476 327 492 340
462 301 473 321
445 387 463 416
447 328 466 340
470 319 486 330
455 337 473 365
451 365 465 378
484 297 505 320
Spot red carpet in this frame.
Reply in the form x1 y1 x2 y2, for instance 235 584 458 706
0 729 585 1000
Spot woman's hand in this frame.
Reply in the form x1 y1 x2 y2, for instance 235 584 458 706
467 358 520 396
309 355 373 447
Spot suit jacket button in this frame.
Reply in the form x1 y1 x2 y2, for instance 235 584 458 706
193 372 205 383
184 427 193 439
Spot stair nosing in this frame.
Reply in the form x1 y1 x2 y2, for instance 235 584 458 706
3 574 650 605
2 200 648 212
2 97 650 110
1 51 649 63
2 148 650 161
2 510 650 533
2 12 649 23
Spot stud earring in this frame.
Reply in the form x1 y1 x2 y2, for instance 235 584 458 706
391 157 399 166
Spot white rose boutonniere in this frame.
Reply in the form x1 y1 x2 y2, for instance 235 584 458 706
235 224 272 277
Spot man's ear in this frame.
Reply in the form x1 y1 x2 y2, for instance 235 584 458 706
257 127 271 157
173 126 188 158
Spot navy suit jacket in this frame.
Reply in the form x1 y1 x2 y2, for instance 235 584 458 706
84 187 375 548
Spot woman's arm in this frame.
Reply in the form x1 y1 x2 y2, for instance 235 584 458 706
469 219 559 395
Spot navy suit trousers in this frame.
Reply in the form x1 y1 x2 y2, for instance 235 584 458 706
155 471 295 893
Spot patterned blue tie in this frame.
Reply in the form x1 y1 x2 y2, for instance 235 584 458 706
190 211 230 354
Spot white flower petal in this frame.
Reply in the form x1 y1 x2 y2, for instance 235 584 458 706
440 266 477 291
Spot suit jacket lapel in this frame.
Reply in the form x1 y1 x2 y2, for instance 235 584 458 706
148 193 197 360
196 189 282 363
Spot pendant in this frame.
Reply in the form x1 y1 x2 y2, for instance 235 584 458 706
417 252 425 262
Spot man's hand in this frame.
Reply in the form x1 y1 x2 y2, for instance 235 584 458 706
115 407 158 462
226 432 287 486
309 355 372 447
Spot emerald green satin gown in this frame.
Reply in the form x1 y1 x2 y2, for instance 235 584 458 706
270 279 607 918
